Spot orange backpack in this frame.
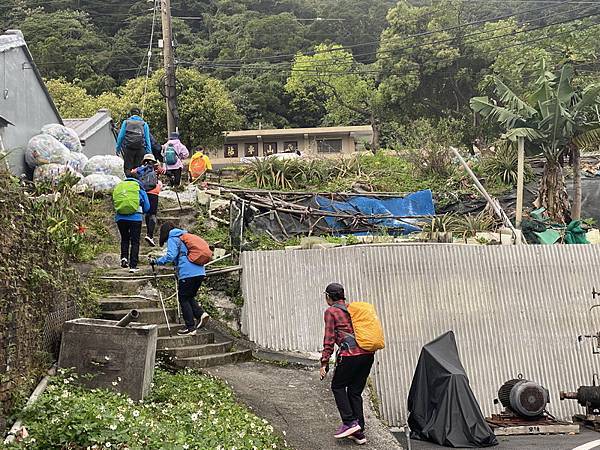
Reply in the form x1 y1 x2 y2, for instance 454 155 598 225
180 233 213 266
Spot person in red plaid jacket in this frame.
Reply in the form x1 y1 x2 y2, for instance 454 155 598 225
320 283 374 445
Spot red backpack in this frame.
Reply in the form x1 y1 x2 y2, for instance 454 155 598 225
180 233 212 266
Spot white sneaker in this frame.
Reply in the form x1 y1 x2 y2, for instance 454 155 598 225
196 313 210 329
145 236 156 247
121 258 128 268
129 267 140 274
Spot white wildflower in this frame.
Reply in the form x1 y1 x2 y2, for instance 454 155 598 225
127 398 134 405
105 443 112 448
191 413 198 421
112 381 118 386
109 424 117 431
117 414 125 422
132 410 140 418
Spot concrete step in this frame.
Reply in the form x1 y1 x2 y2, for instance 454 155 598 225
174 350 253 369
97 277 152 294
99 297 157 311
100 308 177 324
157 332 215 350
156 323 186 337
162 341 233 359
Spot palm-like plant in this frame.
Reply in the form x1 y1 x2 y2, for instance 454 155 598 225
471 61 600 222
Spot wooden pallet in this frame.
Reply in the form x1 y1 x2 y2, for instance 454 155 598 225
573 414 600 432
486 415 580 436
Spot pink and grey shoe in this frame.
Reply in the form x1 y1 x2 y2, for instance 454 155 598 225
334 421 361 439
347 430 367 445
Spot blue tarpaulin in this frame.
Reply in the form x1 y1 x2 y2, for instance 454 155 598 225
315 189 435 235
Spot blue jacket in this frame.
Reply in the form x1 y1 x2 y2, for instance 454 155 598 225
114 178 151 222
116 115 152 154
156 228 206 279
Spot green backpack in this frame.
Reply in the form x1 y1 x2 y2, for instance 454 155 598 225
113 180 140 215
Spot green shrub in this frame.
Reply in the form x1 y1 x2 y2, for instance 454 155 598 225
479 143 533 186
11 368 287 449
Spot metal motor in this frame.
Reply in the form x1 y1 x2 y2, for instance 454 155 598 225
560 386 600 415
497 377 550 418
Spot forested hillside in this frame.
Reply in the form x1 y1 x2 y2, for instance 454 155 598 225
2 0 599 147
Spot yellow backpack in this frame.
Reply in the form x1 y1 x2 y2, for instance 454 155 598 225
336 302 385 352
189 151 212 180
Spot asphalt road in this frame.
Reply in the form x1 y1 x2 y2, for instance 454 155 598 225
393 429 600 450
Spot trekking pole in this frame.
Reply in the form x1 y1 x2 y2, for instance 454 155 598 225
174 189 183 211
174 272 182 324
151 261 172 336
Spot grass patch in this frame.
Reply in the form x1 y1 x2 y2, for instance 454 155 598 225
9 368 287 449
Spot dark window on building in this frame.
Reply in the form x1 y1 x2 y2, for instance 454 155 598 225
283 141 298 153
317 139 343 153
263 142 277 156
224 144 238 158
245 143 259 157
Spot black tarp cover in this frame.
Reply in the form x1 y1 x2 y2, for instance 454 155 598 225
407 331 498 448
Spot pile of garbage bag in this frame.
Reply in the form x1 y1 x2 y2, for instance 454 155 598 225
41 124 83 153
27 123 125 194
83 155 124 179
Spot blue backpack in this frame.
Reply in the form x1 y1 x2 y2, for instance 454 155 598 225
164 144 178 166
137 166 158 191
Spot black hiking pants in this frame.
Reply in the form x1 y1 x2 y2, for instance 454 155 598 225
178 275 206 330
145 193 159 239
123 146 146 177
331 353 375 430
117 220 142 268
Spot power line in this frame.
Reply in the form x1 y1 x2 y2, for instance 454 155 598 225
141 0 159 115
208 0 573 64
180 7 597 72
179 18 600 78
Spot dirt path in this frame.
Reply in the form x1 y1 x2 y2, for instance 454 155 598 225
206 361 403 450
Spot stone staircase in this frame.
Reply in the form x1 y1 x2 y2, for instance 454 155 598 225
95 199 252 369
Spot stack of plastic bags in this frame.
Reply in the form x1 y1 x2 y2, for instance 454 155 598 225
27 128 85 186
28 123 125 193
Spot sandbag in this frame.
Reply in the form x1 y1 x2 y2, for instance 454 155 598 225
67 152 89 174
78 173 122 193
33 164 82 186
41 123 83 153
26 134 71 168
83 155 124 179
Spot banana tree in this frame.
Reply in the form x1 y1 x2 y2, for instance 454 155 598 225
471 62 600 222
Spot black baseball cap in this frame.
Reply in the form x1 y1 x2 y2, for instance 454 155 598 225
325 283 345 298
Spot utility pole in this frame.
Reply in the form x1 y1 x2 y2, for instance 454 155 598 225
161 0 178 134
516 137 525 228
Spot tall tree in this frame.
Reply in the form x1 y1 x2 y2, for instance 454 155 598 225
285 44 387 150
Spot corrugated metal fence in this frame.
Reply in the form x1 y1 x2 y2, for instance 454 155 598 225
241 244 600 426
